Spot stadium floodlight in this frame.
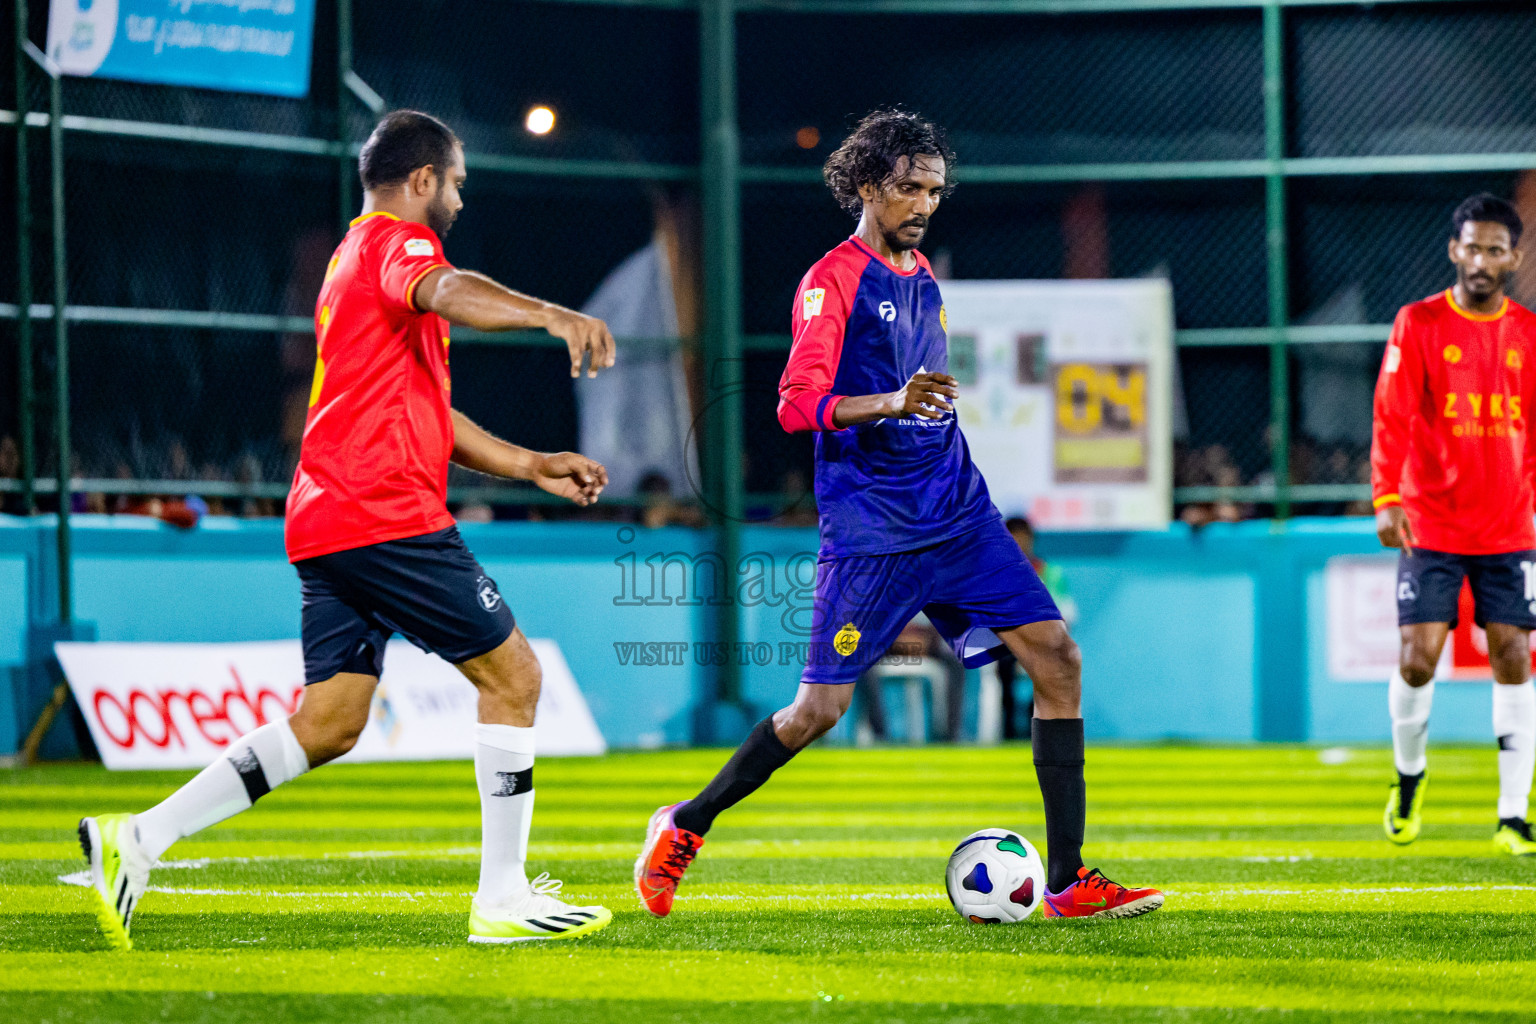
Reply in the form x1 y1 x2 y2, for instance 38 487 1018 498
525 106 556 135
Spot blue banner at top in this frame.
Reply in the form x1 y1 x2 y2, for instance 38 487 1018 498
47 0 315 98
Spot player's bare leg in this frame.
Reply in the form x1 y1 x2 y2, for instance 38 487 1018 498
457 627 611 941
998 620 1162 919
637 683 856 916
1385 622 1447 843
1486 622 1536 855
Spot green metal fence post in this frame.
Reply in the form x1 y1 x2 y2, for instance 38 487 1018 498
1263 0 1291 519
48 63 70 621
14 0 35 512
337 0 355 232
701 0 744 724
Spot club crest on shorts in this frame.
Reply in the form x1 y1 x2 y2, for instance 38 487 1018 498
476 575 503 612
1398 576 1418 604
833 622 861 656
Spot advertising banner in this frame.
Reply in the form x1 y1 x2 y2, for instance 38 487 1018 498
941 279 1174 529
1324 555 1536 681
57 638 606 770
46 0 315 97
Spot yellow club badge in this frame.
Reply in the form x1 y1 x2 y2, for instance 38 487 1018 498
1443 344 1462 364
939 305 948 333
833 622 861 657
1509 349 1523 370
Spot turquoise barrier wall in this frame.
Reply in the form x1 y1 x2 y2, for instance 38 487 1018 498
0 516 1502 757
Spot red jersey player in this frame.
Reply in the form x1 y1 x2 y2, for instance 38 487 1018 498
1372 192 1536 856
80 111 621 949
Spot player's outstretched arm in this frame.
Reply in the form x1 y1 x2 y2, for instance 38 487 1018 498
415 268 616 378
829 372 959 428
450 410 607 507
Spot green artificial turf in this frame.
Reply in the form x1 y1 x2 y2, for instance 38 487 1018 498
2 745 1532 1022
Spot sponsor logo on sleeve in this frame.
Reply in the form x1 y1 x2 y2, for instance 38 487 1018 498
802 287 826 321
404 238 436 257
1385 346 1401 373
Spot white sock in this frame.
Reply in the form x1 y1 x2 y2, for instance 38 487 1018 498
475 723 536 906
1493 679 1536 822
1389 669 1434 777
134 719 310 862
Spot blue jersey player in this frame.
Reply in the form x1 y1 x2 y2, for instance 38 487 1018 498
635 110 1163 920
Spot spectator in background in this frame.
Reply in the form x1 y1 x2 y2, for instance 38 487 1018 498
455 502 495 524
853 614 966 743
1177 443 1251 527
0 435 26 516
637 470 703 529
235 453 279 518
996 516 1078 740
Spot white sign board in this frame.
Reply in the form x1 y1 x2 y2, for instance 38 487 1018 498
56 639 606 770
942 279 1174 529
1324 556 1452 682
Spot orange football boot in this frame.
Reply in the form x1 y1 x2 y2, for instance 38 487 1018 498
1041 867 1164 919
634 802 704 917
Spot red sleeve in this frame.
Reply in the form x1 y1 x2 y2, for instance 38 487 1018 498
777 255 862 433
1371 307 1422 509
373 223 452 315
1525 330 1536 507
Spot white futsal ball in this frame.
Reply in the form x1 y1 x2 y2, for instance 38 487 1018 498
945 828 1047 923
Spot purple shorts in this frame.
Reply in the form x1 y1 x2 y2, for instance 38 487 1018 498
800 518 1061 685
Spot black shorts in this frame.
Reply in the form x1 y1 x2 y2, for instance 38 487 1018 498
1396 547 1536 630
295 526 516 684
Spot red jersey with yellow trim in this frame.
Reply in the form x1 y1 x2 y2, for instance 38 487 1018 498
285 212 456 563
1371 288 1536 555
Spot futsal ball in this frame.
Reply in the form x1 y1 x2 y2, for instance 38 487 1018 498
945 829 1047 923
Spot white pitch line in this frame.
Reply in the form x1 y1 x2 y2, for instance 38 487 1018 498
1166 884 1536 896
55 873 438 900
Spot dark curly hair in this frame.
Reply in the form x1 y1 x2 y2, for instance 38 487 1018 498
1452 192 1523 247
823 109 955 217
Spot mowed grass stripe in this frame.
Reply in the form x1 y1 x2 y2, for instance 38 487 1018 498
0 837 1519 864
2 947 1534 1012
7 880 1536 916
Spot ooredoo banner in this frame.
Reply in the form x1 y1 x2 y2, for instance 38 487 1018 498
56 639 606 770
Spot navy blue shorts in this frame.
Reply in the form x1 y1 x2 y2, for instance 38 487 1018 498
1397 547 1536 630
295 526 516 684
801 518 1061 686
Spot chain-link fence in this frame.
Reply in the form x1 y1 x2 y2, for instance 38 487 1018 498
7 0 1536 530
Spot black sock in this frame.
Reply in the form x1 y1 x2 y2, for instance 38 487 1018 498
1033 717 1086 893
1398 770 1424 819
673 716 796 837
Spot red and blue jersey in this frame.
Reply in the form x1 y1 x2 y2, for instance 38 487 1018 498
778 236 999 558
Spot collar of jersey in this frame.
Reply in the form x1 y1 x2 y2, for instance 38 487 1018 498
1445 287 1508 322
849 235 923 277
348 211 401 228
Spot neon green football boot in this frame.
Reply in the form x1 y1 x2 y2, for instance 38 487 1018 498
1494 818 1536 857
1383 775 1426 845
468 872 612 944
78 813 152 950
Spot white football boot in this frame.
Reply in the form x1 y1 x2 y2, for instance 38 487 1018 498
467 872 612 944
78 813 153 950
